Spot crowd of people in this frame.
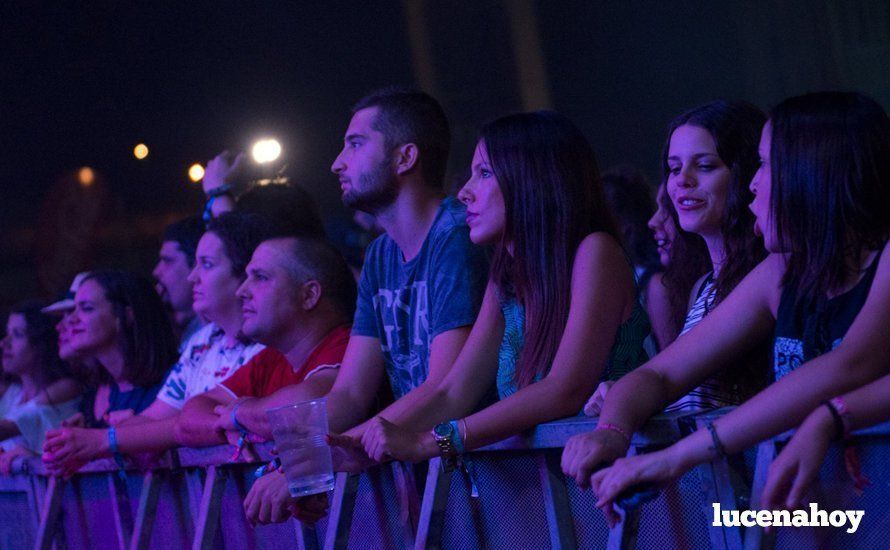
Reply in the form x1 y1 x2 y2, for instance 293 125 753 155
1 87 888 530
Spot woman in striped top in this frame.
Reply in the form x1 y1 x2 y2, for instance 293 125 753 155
584 101 769 417
565 93 890 525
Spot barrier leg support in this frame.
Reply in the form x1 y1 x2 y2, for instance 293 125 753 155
323 472 360 550
414 458 453 550
130 470 163 550
537 450 577 549
192 465 228 550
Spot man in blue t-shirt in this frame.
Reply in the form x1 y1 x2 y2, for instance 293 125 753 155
328 87 488 433
244 88 488 525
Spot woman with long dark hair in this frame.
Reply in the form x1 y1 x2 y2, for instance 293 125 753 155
0 301 81 473
583 102 766 416
43 213 269 474
350 110 649 462
563 92 890 525
59 271 177 425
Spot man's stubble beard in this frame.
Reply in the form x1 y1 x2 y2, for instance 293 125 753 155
342 157 399 214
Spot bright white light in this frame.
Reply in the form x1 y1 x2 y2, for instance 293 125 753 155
188 163 205 182
251 138 282 164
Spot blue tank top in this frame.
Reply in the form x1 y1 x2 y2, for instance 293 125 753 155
495 290 650 399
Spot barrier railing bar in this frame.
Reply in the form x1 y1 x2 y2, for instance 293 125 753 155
537 449 577 550
605 445 639 550
692 415 744 550
130 470 163 550
414 457 453 550
8 415 888 550
292 518 320 550
34 476 63 550
184 469 205 540
109 472 135 549
191 465 227 550
743 441 778 550
322 471 360 550
392 461 421 549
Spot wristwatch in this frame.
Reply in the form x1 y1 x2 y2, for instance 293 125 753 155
432 422 458 469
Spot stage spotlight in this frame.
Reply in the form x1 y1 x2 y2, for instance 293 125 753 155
251 138 282 164
134 143 149 160
78 167 95 187
188 163 205 182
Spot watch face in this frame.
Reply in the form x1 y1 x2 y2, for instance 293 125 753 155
434 422 453 438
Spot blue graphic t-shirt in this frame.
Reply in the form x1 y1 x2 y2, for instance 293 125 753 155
352 197 488 399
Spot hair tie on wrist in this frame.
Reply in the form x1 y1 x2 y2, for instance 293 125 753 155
595 422 631 445
822 400 845 441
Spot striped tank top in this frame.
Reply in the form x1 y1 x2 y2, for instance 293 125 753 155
664 272 743 413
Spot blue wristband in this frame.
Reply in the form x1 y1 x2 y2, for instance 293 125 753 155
231 401 249 435
107 427 127 479
449 420 465 454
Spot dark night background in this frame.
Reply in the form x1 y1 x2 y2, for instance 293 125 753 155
1 1 888 308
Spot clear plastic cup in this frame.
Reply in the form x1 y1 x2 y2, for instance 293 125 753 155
265 398 334 497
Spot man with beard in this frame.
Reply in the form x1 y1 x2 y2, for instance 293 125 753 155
244 88 488 526
153 216 205 348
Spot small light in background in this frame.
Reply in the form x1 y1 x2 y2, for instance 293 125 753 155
133 143 149 160
78 167 95 187
251 138 282 164
188 163 205 182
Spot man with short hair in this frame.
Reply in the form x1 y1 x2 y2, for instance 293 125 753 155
244 88 488 525
174 237 355 447
326 87 488 435
153 215 205 347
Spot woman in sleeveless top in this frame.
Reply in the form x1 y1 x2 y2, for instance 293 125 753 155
564 92 890 526
357 111 649 463
586 101 768 417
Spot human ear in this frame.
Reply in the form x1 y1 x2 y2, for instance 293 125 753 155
394 143 419 176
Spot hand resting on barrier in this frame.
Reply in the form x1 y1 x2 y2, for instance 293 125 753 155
244 470 329 526
43 426 107 478
560 428 630 489
759 407 833 512
0 445 32 475
242 433 374 526
589 448 685 528
359 416 437 463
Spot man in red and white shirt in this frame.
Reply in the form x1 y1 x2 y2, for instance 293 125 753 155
175 237 356 445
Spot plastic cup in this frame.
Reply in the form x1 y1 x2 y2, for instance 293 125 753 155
265 398 334 497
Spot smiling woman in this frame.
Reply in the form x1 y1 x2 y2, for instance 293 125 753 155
64 271 178 426
658 101 769 413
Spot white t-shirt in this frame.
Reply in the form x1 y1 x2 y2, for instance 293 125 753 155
157 323 264 410
0 383 81 453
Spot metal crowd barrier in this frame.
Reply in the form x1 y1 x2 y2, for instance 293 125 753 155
1 412 887 549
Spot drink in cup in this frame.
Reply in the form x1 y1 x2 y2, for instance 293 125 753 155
266 398 334 497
